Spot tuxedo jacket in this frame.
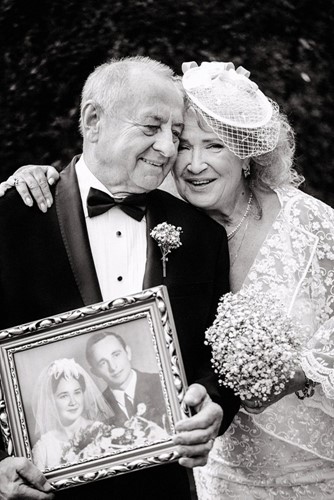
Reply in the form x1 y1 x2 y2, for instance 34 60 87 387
103 371 167 427
0 158 239 499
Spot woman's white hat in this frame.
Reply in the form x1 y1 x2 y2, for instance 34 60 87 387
182 61 280 159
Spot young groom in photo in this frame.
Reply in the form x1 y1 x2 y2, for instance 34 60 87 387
86 331 167 428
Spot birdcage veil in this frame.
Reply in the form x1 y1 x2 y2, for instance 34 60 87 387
32 358 114 436
182 61 280 159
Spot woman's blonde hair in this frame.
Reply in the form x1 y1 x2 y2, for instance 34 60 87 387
187 101 304 190
249 112 304 190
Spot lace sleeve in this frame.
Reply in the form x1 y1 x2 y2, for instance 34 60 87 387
244 189 334 459
300 198 334 399
32 437 47 469
302 318 334 399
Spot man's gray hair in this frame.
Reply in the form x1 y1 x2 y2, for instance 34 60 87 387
79 56 176 134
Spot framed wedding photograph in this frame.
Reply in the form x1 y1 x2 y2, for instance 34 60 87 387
0 286 189 490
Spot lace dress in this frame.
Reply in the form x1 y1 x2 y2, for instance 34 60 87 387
195 186 334 499
32 416 95 470
32 430 69 469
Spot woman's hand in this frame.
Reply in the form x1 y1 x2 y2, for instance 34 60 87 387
242 367 307 414
0 165 59 212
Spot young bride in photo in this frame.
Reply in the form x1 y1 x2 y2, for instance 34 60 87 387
32 357 113 469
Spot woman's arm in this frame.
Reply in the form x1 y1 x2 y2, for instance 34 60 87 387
302 317 334 399
245 195 334 413
300 201 334 399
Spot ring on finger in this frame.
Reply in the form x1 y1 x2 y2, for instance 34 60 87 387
12 177 21 186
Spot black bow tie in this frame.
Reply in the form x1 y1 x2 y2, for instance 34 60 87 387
87 187 147 221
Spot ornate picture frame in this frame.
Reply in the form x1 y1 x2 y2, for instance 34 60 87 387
0 286 189 490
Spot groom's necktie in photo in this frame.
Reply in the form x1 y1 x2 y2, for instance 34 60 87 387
87 187 147 221
124 393 136 418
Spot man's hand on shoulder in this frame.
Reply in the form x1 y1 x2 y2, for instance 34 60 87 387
172 383 223 468
0 457 55 500
0 165 58 213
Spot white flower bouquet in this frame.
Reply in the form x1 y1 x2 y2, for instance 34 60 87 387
61 415 169 464
205 288 303 401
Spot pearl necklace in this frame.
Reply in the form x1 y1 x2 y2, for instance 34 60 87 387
230 218 250 267
226 191 253 241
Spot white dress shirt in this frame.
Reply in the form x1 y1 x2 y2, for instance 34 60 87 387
75 156 147 301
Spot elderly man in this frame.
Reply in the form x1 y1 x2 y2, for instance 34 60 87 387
0 56 239 500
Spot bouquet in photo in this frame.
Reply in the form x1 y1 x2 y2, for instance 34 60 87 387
205 287 303 401
61 421 120 464
61 413 169 465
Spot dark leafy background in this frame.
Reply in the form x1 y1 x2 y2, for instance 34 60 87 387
1 0 333 205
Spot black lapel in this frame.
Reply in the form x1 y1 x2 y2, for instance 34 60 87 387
103 387 117 410
103 388 126 422
55 157 102 306
143 192 166 289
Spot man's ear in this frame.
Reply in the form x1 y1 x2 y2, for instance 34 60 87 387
126 345 132 361
81 100 101 142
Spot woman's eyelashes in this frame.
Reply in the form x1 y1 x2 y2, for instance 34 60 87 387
178 142 225 152
207 142 225 150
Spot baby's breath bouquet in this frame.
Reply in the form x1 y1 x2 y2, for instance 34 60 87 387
205 288 303 401
150 222 182 277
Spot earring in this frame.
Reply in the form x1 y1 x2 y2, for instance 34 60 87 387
243 162 250 178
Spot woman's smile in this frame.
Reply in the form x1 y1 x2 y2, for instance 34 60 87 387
185 178 216 188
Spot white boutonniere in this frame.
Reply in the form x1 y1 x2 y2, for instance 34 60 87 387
150 222 183 278
136 403 147 416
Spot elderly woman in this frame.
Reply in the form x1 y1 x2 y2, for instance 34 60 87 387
175 62 334 499
3 61 334 498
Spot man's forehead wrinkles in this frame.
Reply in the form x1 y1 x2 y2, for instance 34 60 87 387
142 113 165 122
142 114 183 126
129 110 184 128
114 96 183 128
140 109 179 120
